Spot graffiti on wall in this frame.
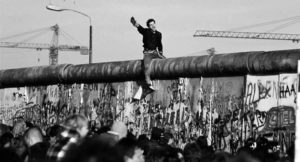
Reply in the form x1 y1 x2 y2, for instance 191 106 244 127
0 73 297 153
0 87 26 125
199 77 244 152
244 75 278 139
279 74 298 107
244 74 297 152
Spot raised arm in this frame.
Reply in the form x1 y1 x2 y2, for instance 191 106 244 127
130 16 146 34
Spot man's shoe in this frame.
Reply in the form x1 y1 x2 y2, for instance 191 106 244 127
148 85 155 91
133 86 143 100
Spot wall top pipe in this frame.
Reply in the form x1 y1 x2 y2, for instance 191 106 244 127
1 49 299 88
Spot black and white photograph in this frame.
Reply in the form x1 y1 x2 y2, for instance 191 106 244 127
0 0 299 162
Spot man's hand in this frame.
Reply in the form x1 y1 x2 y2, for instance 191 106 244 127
130 17 137 26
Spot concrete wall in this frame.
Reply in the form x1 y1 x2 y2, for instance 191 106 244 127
0 74 298 153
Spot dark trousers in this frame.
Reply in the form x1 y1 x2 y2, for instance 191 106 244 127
143 50 164 85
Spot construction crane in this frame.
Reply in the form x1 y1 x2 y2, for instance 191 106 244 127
193 30 300 42
194 16 300 43
0 24 88 65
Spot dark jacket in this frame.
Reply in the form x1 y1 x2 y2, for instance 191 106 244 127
137 25 163 53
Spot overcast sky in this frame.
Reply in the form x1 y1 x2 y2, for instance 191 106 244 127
1 0 300 70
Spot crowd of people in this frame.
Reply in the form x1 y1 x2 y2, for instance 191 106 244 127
0 114 295 162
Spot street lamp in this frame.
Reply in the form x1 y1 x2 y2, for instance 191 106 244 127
46 5 93 64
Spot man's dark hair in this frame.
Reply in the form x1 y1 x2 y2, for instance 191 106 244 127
146 18 155 27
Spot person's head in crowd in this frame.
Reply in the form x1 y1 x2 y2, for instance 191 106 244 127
11 136 27 161
236 146 262 162
98 130 119 146
245 138 257 150
287 143 294 162
89 120 101 134
175 147 185 162
183 142 202 162
145 143 166 162
47 124 63 145
160 132 175 147
0 132 13 148
138 134 149 143
116 137 145 162
23 126 43 147
97 121 127 146
267 141 280 154
61 136 124 162
96 125 110 135
127 131 136 140
163 146 184 162
196 136 208 148
256 136 268 148
202 145 214 160
46 118 84 162
189 133 198 143
25 122 34 128
46 116 86 162
150 127 163 142
63 114 89 138
211 152 231 162
27 142 50 162
0 147 22 162
251 138 272 162
111 121 128 140
137 134 149 155
12 118 27 137
0 124 11 137
254 140 279 162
